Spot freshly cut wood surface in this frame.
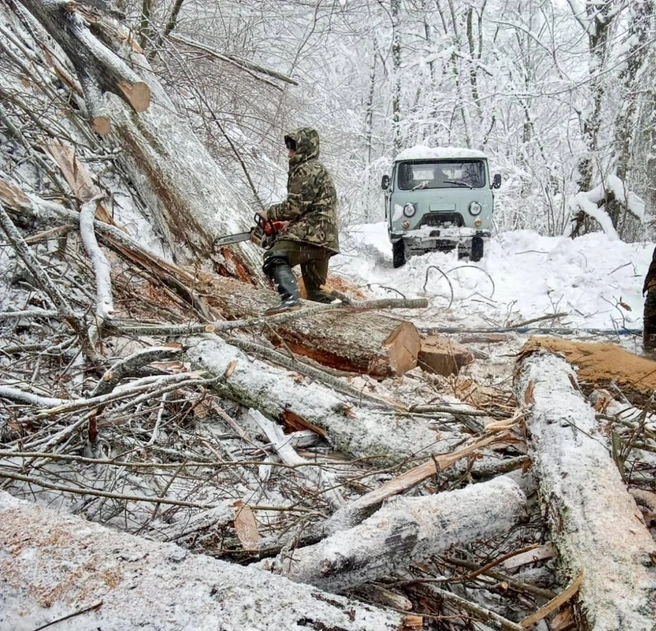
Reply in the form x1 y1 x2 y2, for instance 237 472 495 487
521 337 656 404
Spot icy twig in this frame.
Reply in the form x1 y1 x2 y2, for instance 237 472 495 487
0 469 212 509
0 386 68 407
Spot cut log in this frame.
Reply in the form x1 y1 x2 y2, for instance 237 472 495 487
516 350 656 631
0 492 405 631
521 337 656 405
201 276 422 377
186 336 460 465
418 334 474 376
260 476 526 593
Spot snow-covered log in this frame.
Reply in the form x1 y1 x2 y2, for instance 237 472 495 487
186 336 459 465
261 476 526 593
201 276 422 377
0 492 406 631
516 350 656 631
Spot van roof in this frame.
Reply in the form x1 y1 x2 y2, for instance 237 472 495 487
394 145 487 162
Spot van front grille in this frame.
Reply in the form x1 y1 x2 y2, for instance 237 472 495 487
419 213 464 228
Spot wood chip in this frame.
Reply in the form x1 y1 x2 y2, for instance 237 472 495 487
231 500 259 551
224 359 238 378
281 409 327 438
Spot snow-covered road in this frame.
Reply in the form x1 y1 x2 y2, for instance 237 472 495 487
332 223 652 334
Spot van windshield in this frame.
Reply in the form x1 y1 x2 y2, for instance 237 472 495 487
397 160 486 190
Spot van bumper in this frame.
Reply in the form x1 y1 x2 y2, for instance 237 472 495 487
391 227 490 252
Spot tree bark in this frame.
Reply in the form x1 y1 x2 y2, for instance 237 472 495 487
17 0 150 133
515 350 656 631
202 276 422 377
14 0 262 279
0 491 406 631
261 476 526 593
185 336 460 465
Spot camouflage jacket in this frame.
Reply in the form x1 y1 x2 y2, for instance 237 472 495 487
267 128 339 254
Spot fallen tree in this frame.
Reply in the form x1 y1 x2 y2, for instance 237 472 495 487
200 276 424 377
186 336 459 465
0 183 425 377
261 476 526 593
0 492 409 631
10 0 262 278
516 349 656 631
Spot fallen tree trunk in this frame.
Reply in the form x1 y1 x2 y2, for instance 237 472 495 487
516 350 656 631
0 492 407 631
1 181 422 377
261 476 526 593
186 336 460 464
200 276 423 377
106 53 262 278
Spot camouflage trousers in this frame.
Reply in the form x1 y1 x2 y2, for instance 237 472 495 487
644 287 656 351
263 239 333 294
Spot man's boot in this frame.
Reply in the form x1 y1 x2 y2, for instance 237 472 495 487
265 263 301 315
306 289 336 304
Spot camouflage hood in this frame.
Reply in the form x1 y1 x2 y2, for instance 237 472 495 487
285 127 320 167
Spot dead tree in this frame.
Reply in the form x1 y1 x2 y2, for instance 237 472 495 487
516 350 656 631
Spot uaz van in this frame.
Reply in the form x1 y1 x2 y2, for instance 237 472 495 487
381 146 500 267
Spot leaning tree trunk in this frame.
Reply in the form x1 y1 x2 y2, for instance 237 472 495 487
261 476 526 593
516 350 656 631
15 0 262 280
0 492 407 631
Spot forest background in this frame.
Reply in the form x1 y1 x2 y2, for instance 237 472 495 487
109 0 656 243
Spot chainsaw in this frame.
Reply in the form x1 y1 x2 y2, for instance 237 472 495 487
214 213 285 250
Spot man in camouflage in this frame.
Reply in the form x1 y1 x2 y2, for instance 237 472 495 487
260 127 339 314
643 246 656 352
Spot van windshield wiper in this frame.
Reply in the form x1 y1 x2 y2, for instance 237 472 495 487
443 179 473 189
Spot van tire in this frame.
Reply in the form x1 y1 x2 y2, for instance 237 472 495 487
471 236 484 262
392 239 406 268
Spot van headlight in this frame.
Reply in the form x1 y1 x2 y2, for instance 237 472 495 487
469 201 482 216
403 203 416 217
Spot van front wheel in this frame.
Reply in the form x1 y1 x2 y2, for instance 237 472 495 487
471 236 484 262
392 239 406 268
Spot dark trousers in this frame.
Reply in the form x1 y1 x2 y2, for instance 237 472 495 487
263 240 332 293
644 287 656 351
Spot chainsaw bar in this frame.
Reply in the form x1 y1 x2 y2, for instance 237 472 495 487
214 231 252 247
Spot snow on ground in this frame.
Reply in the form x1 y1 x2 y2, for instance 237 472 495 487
333 223 652 334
